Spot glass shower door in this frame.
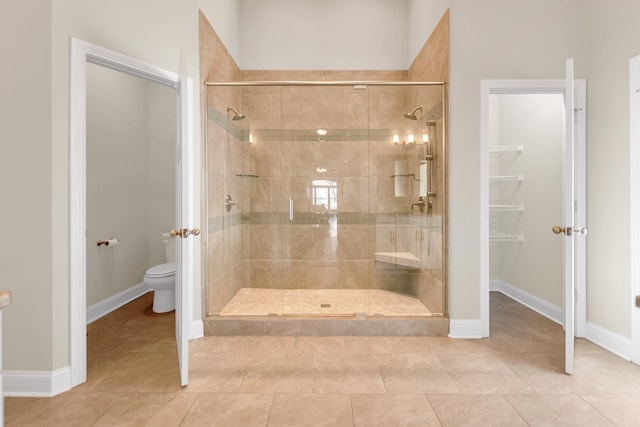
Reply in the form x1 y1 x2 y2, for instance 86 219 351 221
278 84 371 315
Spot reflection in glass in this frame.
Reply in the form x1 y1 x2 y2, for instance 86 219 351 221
312 179 338 211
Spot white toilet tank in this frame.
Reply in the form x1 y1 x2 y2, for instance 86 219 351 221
161 232 175 263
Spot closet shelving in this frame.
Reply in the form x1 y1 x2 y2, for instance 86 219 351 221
489 231 524 242
489 174 524 182
489 145 524 243
489 204 524 212
489 144 523 154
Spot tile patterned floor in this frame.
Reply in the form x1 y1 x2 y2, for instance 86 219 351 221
6 291 640 426
219 288 433 316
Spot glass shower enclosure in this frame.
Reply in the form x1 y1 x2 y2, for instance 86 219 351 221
204 82 446 319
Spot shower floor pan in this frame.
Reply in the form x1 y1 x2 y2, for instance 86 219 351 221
204 289 449 336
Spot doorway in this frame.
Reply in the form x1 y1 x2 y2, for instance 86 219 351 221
630 54 640 365
480 79 587 342
70 39 193 388
85 62 176 319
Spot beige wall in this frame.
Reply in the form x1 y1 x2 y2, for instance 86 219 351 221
0 0 54 370
237 0 410 70
2 0 203 372
448 0 588 319
450 0 640 339
585 0 640 337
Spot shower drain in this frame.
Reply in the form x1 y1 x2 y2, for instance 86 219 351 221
320 303 331 308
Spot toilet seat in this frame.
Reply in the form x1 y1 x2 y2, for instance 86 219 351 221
145 262 175 278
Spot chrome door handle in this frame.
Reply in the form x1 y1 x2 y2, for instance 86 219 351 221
573 227 588 236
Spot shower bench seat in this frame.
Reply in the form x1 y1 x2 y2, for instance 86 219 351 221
374 252 421 269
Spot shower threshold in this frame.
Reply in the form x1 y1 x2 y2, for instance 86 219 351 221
204 289 448 336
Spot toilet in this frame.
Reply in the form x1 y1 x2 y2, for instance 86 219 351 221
143 233 176 313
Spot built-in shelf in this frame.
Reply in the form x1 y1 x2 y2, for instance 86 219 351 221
490 174 524 182
489 145 524 153
489 204 524 212
489 231 524 242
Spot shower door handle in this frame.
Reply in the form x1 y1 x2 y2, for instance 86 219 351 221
289 197 294 222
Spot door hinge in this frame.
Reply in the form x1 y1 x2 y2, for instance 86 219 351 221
574 107 582 123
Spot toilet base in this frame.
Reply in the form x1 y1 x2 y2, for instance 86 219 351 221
152 288 175 313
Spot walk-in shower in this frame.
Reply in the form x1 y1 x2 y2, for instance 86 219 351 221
203 81 447 333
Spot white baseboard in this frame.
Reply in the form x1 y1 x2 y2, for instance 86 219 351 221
491 279 563 325
449 319 483 339
586 321 633 361
87 282 150 324
191 319 204 340
4 367 71 397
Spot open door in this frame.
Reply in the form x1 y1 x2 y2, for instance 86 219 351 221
172 74 195 387
555 58 588 374
70 39 196 389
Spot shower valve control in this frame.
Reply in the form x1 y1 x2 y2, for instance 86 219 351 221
225 195 239 211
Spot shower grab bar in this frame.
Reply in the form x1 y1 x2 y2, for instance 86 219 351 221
289 197 294 222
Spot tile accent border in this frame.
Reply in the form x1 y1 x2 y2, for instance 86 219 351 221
4 367 71 397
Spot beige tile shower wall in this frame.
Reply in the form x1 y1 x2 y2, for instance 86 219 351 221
408 9 450 83
241 74 425 292
200 13 245 314
407 9 449 315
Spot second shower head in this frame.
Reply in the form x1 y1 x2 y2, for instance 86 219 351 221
226 106 246 121
403 105 423 120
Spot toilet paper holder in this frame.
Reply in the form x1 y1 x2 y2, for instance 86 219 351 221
97 238 119 247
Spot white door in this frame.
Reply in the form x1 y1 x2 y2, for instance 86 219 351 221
629 54 640 366
559 58 588 374
173 75 195 387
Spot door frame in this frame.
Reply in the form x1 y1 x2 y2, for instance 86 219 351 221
630 55 640 365
479 79 587 337
69 38 192 387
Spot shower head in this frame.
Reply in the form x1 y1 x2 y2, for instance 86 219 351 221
403 106 423 120
226 106 246 121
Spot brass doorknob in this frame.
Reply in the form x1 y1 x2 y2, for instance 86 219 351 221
169 228 200 238
552 226 588 236
170 228 184 238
